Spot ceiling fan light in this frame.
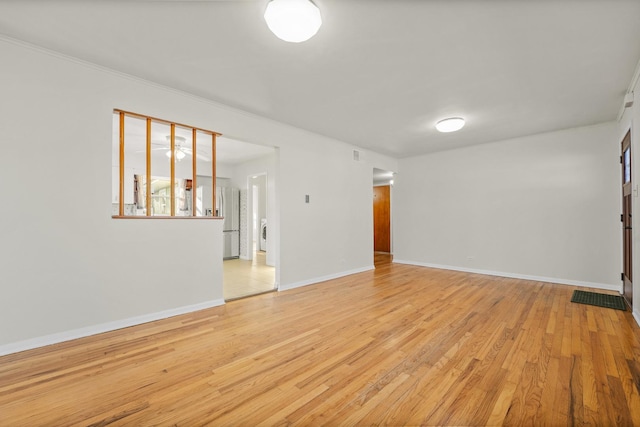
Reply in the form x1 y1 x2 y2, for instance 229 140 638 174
435 117 465 133
264 0 322 43
166 149 186 161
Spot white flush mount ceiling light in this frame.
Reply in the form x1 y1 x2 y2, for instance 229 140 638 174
264 0 322 43
435 117 465 133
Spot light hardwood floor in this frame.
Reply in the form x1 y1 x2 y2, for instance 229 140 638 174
223 250 275 300
1 261 640 425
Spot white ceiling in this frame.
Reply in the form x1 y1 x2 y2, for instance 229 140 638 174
1 0 639 158
216 137 275 164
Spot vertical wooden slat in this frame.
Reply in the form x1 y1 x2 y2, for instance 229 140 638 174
119 112 125 217
212 133 217 216
113 109 221 219
192 128 197 216
170 124 176 217
146 118 152 216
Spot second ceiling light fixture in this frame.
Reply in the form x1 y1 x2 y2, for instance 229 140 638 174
264 0 322 43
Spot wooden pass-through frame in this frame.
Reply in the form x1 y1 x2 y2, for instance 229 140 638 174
115 109 220 218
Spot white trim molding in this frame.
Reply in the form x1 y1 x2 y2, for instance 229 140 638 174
279 266 375 292
393 259 620 292
0 299 225 357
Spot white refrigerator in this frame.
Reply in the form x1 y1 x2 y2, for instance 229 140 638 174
217 187 240 259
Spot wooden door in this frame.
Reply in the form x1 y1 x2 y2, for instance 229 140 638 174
373 185 391 253
622 130 633 307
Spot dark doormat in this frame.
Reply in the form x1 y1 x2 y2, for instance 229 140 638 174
571 290 626 311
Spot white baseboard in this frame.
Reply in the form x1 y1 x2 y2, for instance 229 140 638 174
279 265 375 292
633 310 640 328
0 299 225 357
393 259 620 292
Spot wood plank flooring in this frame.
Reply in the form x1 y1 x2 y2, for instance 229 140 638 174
1 261 640 426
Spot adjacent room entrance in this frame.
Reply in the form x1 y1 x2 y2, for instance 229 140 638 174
223 173 275 301
373 185 391 252
621 130 633 307
373 168 394 261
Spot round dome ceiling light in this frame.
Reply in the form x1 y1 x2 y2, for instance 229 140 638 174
435 117 465 133
264 0 322 43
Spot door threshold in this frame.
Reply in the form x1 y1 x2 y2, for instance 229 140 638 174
225 288 277 302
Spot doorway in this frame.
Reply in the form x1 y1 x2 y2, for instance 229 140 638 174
622 130 633 307
223 173 275 300
214 139 278 301
374 185 391 252
373 168 394 263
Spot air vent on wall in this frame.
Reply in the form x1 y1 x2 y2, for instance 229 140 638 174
624 92 634 108
353 150 360 161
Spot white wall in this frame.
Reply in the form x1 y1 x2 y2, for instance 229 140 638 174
0 38 397 353
249 175 268 256
255 175 267 230
0 40 226 353
216 163 234 180
618 75 640 324
394 123 621 290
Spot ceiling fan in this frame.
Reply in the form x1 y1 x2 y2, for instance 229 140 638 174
139 135 211 162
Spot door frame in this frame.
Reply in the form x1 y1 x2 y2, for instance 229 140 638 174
245 172 268 261
621 129 633 308
372 167 395 255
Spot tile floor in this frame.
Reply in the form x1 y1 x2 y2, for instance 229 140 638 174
223 250 275 300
